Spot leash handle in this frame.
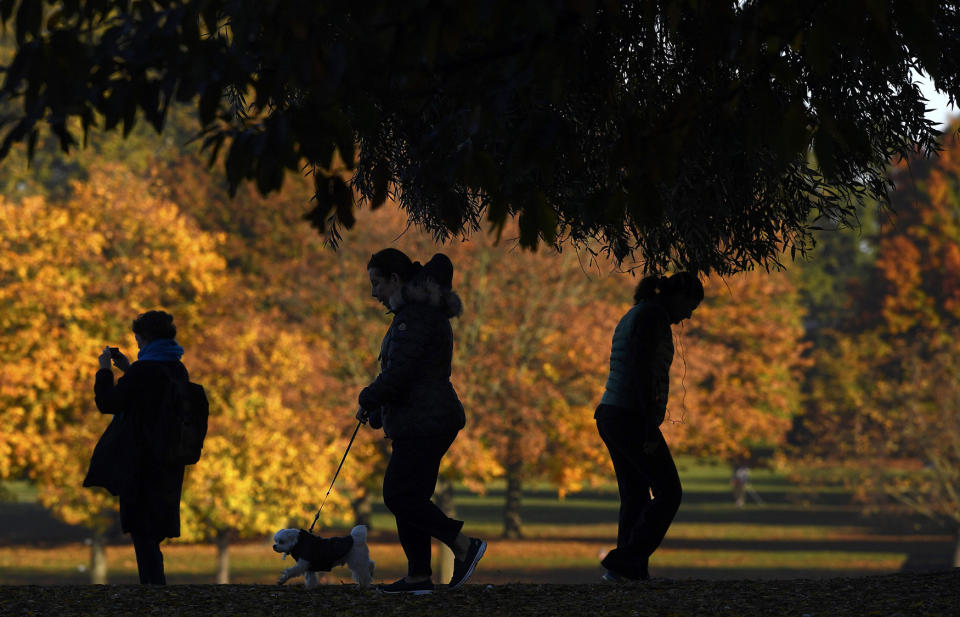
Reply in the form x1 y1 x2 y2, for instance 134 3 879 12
309 416 365 533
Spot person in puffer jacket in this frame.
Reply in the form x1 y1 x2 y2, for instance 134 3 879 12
595 271 703 583
357 249 486 595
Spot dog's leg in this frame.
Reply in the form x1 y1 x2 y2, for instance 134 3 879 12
364 561 376 587
278 558 310 586
347 524 375 587
304 570 319 589
350 558 374 587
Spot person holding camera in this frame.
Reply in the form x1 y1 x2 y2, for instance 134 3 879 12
83 310 190 585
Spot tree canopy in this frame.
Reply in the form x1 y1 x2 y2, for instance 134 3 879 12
0 1 958 274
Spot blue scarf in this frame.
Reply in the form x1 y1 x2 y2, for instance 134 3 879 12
137 338 185 363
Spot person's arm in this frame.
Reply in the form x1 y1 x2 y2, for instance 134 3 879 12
358 314 432 412
94 350 137 415
628 306 670 448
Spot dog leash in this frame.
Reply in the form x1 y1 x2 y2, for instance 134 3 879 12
308 416 365 533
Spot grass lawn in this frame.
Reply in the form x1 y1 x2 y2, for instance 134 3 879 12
1 457 954 585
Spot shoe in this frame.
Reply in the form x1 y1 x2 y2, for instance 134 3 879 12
448 537 486 589
601 551 649 581
601 569 645 583
377 578 434 595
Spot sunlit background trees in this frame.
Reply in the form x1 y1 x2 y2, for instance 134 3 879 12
1 1 960 581
4 115 960 581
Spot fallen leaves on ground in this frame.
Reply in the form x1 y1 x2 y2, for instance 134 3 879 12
1 570 958 617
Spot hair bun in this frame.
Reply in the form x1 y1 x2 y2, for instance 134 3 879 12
421 253 454 290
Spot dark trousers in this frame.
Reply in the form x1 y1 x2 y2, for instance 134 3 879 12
597 417 682 579
130 533 166 584
383 433 464 577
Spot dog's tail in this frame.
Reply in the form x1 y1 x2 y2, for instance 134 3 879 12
350 524 368 544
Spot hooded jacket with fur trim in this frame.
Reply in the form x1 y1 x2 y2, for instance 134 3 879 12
359 279 466 439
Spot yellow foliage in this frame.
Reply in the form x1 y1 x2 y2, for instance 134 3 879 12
0 164 228 532
1 156 816 543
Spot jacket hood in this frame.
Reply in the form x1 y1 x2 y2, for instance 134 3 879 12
392 279 463 318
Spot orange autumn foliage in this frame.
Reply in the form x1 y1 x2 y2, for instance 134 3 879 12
1 148 814 544
796 124 960 551
665 271 809 460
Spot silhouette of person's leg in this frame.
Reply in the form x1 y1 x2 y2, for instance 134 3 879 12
609 434 652 551
598 419 681 579
383 434 464 578
633 431 681 557
131 533 166 584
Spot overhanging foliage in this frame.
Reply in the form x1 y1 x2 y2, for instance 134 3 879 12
0 1 958 273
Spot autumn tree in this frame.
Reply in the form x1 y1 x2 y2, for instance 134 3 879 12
796 123 960 566
135 157 374 581
2 2 958 273
663 271 809 461
144 153 409 533
308 209 812 536
0 164 355 583
0 164 226 582
178 301 348 583
315 205 626 538
172 172 618 540
445 239 623 537
278 203 812 537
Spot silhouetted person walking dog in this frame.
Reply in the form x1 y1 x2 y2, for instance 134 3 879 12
358 249 485 594
595 272 704 582
83 310 194 584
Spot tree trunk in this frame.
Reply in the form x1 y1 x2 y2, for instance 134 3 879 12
352 490 373 529
503 461 524 538
215 530 230 584
435 477 456 583
89 531 108 584
954 529 960 568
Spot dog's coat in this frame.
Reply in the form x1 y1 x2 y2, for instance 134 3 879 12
287 529 353 572
273 524 374 588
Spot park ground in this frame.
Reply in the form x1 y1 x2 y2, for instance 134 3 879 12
0 459 955 595
0 572 959 617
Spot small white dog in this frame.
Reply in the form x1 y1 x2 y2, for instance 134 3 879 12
273 524 375 589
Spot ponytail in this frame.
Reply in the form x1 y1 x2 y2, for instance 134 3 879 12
633 271 704 305
633 275 669 303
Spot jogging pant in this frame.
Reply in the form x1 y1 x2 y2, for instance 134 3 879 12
383 433 464 577
597 416 682 579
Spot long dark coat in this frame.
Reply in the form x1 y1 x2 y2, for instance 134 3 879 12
83 361 187 539
359 281 466 440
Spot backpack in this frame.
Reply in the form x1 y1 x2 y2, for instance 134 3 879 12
155 367 209 465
